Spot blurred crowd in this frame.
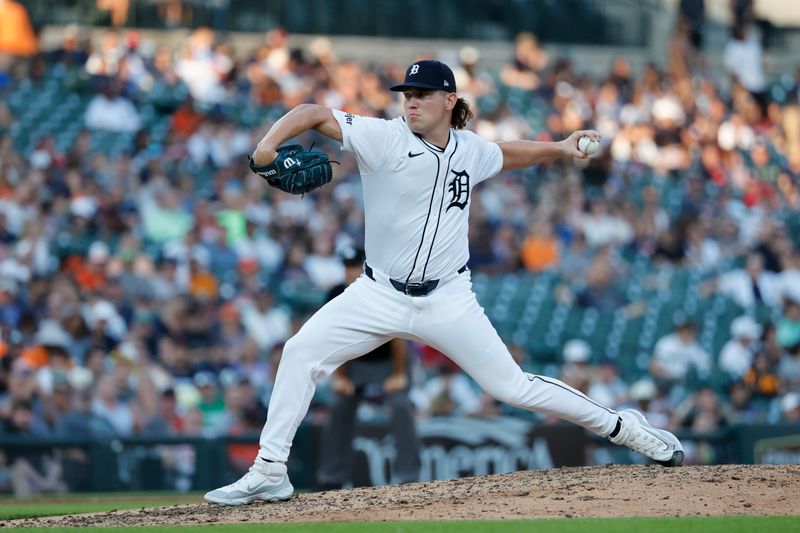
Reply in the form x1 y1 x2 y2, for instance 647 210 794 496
1 0 800 494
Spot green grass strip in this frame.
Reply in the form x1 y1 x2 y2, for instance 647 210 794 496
0 501 190 521
3 516 799 532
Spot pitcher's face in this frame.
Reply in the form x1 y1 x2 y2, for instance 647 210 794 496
403 89 454 135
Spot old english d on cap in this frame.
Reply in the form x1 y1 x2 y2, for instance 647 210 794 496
391 60 457 93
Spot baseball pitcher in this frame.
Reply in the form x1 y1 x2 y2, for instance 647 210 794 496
205 60 683 506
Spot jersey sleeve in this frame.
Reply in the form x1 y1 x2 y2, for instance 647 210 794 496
332 109 393 175
467 132 504 184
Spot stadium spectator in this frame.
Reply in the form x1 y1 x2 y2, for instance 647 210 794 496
520 218 559 272
85 77 142 132
626 378 671 429
670 386 735 435
411 362 483 417
650 319 711 386
194 372 226 434
91 375 134 436
0 0 38 59
240 286 291 354
777 296 800 349
175 28 228 106
723 23 767 120
778 342 800 390
317 248 420 489
716 253 780 310
559 339 592 393
85 31 124 78
719 316 761 380
501 32 548 90
781 392 800 422
742 352 781 400
587 359 628 410
574 245 629 313
678 0 706 53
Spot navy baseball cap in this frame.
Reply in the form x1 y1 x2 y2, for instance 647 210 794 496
390 60 457 93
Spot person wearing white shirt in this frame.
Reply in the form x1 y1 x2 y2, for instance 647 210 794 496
719 316 761 380
587 359 629 410
718 253 780 309
84 78 141 133
650 320 711 383
723 24 766 94
91 376 134 436
303 235 345 290
240 288 291 353
580 199 634 248
411 364 482 417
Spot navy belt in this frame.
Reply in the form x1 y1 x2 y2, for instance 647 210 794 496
364 263 467 297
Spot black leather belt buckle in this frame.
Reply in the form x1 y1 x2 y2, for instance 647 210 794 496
364 261 468 296
388 278 438 296
404 282 426 296
405 280 439 296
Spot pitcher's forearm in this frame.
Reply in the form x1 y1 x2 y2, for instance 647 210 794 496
498 130 600 171
252 105 319 165
252 104 334 166
498 140 567 170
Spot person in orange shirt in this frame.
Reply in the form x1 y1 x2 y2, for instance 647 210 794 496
172 97 205 138
521 218 560 272
188 255 219 300
0 0 38 57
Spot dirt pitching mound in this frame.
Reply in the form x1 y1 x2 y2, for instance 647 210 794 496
10 464 799 528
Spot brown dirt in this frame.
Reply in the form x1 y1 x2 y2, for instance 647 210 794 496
8 464 799 528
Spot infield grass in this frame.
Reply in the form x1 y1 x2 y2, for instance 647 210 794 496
0 492 201 521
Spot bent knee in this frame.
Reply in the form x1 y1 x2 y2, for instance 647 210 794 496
279 334 327 378
281 332 317 360
481 374 531 406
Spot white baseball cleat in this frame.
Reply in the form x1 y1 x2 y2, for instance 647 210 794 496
609 409 684 467
204 460 294 506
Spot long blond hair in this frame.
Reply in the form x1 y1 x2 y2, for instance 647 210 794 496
451 97 473 129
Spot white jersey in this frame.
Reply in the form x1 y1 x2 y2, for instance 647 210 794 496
332 110 503 283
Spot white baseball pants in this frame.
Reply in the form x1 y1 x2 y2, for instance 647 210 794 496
259 269 619 463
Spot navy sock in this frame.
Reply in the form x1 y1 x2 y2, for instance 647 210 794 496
609 416 622 438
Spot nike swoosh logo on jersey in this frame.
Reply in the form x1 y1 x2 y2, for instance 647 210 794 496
408 151 424 158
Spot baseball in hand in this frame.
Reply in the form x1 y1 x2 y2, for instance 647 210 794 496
578 136 600 156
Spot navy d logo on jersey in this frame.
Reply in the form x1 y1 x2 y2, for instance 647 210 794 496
446 169 470 211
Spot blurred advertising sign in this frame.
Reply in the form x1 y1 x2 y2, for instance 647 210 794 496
754 434 800 464
735 424 800 464
347 417 584 487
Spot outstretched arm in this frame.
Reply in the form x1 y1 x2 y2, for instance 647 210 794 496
251 104 343 166
498 130 600 171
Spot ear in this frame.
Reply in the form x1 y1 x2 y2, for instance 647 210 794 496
445 93 457 111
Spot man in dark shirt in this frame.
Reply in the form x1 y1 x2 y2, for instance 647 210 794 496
316 248 420 489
